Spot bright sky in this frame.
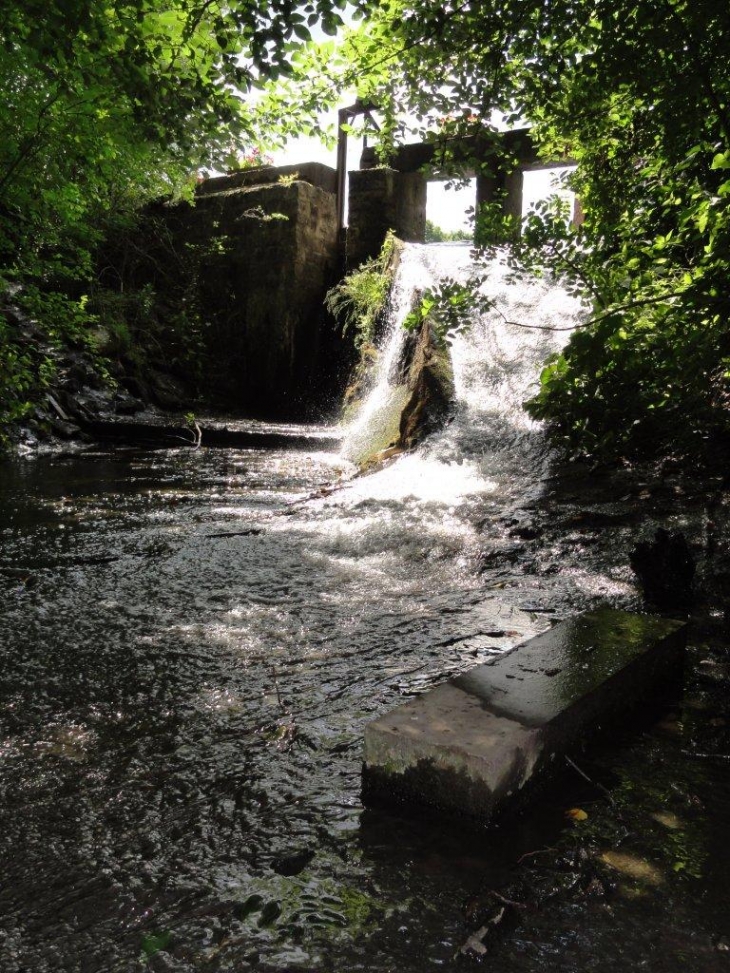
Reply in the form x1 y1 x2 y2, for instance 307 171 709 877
274 129 574 232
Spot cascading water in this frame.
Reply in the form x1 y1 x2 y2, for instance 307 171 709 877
340 241 584 509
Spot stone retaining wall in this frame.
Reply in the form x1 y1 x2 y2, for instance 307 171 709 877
159 177 340 415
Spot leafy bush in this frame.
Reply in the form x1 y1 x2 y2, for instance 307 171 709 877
325 231 399 348
403 277 492 347
0 0 355 441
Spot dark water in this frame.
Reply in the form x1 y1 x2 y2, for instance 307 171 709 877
2 442 728 973
2 247 729 971
0 443 545 973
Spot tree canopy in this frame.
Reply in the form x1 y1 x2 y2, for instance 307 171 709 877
0 0 355 430
278 0 730 459
1 0 354 269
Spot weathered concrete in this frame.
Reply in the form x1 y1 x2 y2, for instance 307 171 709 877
359 129 539 176
363 609 686 821
197 162 338 197
347 168 427 268
358 128 576 248
156 178 340 415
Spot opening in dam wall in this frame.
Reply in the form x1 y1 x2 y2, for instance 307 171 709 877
349 128 577 266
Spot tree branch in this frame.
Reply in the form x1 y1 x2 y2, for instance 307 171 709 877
493 289 685 332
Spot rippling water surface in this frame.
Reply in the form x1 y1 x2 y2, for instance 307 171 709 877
2 246 728 972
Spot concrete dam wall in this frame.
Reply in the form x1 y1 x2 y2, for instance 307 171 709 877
146 130 548 418
163 164 341 416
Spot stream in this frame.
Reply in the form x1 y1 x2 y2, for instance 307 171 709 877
1 245 729 972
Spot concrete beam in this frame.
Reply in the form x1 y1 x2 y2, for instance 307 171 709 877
359 129 539 175
363 609 686 821
197 162 337 197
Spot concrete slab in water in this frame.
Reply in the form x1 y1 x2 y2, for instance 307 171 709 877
363 609 686 820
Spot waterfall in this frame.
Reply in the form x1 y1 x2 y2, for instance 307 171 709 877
341 243 586 498
340 245 442 465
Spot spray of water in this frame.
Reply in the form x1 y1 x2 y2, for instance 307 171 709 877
341 242 586 503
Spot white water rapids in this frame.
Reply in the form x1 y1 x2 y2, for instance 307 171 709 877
339 241 584 508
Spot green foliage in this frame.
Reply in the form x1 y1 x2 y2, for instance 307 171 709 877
403 277 492 346
325 231 398 347
424 219 472 243
0 316 43 434
91 212 233 388
0 0 361 437
278 172 300 188
319 0 730 460
140 930 172 961
0 281 103 447
473 197 524 249
222 146 275 172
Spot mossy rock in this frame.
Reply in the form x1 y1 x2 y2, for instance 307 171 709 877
346 315 455 469
399 317 455 450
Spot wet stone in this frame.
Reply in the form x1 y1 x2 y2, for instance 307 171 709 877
362 608 687 820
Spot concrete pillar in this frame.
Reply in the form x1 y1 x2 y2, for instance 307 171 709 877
503 168 524 221
475 171 502 210
161 180 339 415
347 167 426 268
475 167 523 221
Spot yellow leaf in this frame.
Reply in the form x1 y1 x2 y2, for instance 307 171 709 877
566 807 588 821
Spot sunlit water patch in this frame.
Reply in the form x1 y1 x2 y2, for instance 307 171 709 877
2 246 723 973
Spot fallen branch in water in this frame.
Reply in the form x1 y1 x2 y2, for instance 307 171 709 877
188 420 202 448
517 846 557 865
565 754 616 808
457 907 506 959
682 749 730 761
489 890 529 911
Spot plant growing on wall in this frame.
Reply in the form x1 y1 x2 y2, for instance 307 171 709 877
325 231 399 348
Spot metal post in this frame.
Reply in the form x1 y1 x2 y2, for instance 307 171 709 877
336 101 379 235
336 107 349 235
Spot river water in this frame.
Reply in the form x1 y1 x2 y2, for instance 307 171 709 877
1 245 728 971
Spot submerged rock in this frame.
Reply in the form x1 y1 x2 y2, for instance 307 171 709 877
271 848 315 876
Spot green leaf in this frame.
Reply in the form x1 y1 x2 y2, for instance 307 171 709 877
141 931 172 958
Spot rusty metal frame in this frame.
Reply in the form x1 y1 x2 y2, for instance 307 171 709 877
336 100 379 233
